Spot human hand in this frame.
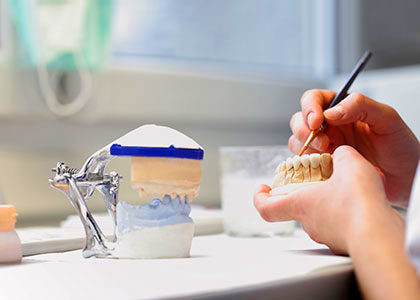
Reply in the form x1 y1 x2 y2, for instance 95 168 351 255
254 146 404 254
289 89 420 207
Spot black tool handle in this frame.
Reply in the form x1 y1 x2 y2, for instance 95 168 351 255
322 50 372 126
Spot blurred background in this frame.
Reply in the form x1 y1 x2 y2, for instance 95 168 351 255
0 0 419 226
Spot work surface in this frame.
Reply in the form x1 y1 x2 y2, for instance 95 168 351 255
0 230 356 300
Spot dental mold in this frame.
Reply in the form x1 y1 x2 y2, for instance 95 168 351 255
270 153 333 196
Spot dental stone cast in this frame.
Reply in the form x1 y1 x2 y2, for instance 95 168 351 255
271 153 333 196
114 196 194 259
110 124 204 259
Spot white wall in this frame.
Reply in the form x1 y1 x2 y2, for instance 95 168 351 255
329 65 420 140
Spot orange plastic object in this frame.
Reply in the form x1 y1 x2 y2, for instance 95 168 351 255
0 205 18 232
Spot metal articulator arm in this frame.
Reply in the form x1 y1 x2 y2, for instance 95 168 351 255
49 148 122 258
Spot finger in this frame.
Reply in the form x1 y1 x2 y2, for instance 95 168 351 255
253 192 297 222
332 145 367 172
290 113 330 151
288 134 330 154
300 90 336 130
323 93 403 134
324 125 346 151
290 112 311 143
333 146 386 193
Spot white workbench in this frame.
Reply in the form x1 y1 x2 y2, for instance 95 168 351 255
0 230 356 300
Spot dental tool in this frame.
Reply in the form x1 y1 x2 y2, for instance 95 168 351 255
299 51 373 156
49 125 204 259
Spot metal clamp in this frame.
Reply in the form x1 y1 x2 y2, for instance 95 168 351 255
49 149 122 258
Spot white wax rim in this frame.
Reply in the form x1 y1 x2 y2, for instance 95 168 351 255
110 124 203 149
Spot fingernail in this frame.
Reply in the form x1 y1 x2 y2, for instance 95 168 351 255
307 112 314 126
324 105 344 120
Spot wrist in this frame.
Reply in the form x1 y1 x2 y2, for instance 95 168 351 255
347 198 404 257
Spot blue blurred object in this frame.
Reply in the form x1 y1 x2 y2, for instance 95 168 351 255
7 0 114 117
8 0 114 70
110 144 204 160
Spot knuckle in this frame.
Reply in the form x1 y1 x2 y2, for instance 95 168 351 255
289 112 300 130
386 106 401 121
300 89 318 106
350 93 365 106
297 127 309 142
288 135 294 148
288 136 299 154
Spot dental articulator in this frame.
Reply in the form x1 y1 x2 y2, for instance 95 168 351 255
50 125 204 259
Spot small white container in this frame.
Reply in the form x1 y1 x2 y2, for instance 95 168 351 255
0 205 22 264
219 146 296 237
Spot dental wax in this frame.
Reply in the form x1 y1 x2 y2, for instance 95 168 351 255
131 156 202 201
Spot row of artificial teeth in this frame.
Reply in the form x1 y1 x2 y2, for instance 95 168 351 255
282 153 321 172
272 153 333 188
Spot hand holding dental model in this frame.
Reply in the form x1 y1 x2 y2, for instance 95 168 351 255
254 90 420 299
50 124 203 259
289 89 420 206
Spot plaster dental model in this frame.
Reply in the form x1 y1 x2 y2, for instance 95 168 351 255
50 124 204 259
270 153 333 196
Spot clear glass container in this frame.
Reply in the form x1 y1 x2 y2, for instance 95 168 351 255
219 145 295 237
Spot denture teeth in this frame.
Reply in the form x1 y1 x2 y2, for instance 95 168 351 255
303 166 311 182
275 161 286 174
171 192 177 199
284 166 294 185
292 163 304 183
273 172 285 187
272 153 333 192
310 153 322 181
310 153 320 168
292 155 301 170
300 154 310 168
320 153 333 179
286 157 293 170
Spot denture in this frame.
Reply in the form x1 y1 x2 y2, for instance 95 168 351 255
270 153 333 196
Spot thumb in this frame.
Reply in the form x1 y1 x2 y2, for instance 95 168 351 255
332 145 378 178
332 145 365 169
323 93 402 134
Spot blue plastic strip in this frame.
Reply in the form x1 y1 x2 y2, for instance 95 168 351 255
110 144 204 160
